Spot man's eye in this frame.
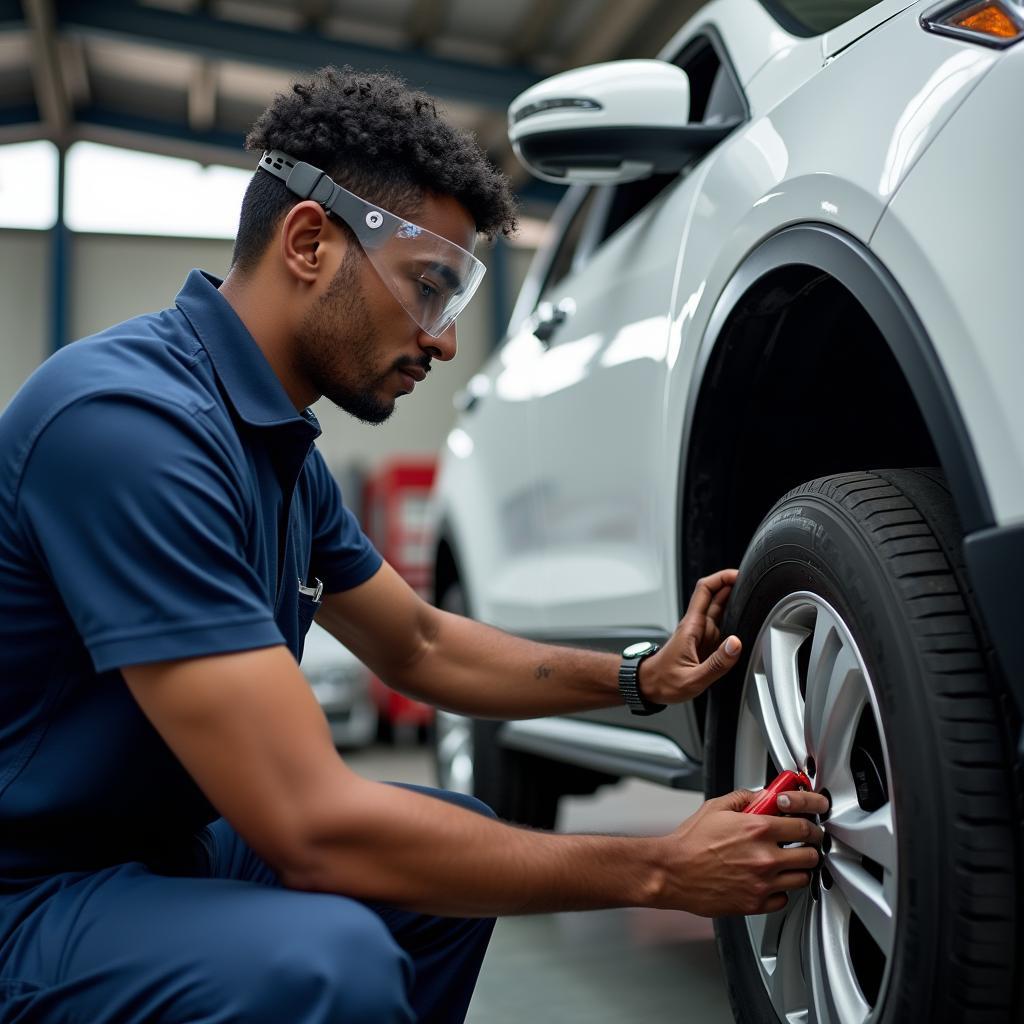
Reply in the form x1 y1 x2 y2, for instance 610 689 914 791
417 279 440 299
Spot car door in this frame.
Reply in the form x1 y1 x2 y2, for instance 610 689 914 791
528 32 748 637
440 186 602 632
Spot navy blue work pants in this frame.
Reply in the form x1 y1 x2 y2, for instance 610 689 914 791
0 786 496 1023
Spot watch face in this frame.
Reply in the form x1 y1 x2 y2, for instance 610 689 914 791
623 641 657 659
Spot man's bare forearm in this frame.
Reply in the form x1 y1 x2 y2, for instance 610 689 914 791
287 775 664 916
315 563 741 721
388 608 627 718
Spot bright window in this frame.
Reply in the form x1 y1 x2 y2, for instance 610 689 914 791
0 141 58 230
65 142 251 238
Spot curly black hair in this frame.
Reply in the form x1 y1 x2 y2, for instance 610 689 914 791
232 66 518 272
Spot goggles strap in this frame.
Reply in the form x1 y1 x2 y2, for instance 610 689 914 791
260 150 341 209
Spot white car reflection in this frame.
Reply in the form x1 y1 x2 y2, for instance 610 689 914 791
300 623 377 750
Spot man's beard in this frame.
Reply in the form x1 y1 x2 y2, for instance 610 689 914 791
296 249 400 425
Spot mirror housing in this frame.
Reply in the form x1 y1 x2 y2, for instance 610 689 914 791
509 59 736 185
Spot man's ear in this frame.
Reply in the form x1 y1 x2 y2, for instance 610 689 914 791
278 200 345 285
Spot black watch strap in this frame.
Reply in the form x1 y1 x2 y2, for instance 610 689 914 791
619 641 666 716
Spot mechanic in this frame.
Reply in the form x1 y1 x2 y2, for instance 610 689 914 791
0 67 827 1024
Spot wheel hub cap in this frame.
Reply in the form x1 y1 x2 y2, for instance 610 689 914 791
733 592 897 1024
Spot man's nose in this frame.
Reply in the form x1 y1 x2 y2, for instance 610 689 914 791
420 323 457 362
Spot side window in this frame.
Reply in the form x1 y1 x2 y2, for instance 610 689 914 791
530 32 747 306
597 33 746 245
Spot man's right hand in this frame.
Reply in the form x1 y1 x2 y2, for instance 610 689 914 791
656 788 828 917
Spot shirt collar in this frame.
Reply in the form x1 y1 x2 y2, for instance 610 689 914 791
175 269 320 438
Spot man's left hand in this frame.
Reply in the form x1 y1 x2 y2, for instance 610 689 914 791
640 569 743 705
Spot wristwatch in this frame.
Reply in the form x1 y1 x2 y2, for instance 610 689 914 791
619 641 666 716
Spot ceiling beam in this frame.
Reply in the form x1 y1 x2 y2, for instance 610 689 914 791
23 0 71 146
0 0 21 28
0 103 41 130
506 0 574 65
619 0 707 58
59 37 91 108
75 104 245 160
55 0 541 111
188 60 217 134
565 0 664 68
297 0 331 33
405 0 450 48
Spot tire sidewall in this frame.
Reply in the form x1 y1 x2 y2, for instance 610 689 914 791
707 495 944 1024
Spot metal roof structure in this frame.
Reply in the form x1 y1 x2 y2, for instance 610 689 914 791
4 0 704 206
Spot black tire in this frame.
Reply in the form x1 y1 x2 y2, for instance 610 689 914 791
465 718 561 830
706 468 1020 1024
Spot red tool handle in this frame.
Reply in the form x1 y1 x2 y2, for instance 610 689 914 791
743 770 813 815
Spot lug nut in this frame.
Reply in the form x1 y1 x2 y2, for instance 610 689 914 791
819 787 833 822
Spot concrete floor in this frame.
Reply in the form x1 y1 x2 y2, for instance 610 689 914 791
345 745 735 1024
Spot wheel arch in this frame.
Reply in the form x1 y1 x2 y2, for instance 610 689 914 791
677 223 993 608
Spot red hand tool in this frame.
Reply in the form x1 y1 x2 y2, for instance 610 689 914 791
743 769 813 815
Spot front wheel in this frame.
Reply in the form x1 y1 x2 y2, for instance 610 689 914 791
706 469 1019 1023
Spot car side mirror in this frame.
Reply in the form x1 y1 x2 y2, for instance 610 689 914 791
508 59 738 185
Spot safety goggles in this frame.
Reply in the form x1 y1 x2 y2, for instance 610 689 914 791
259 150 485 337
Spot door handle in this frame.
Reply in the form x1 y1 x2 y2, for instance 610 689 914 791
532 297 576 346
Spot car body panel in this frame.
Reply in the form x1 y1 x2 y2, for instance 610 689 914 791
871 41 1024 525
436 353 548 631
823 0 921 56
666 0 799 88
526 1 996 637
432 0 1015 767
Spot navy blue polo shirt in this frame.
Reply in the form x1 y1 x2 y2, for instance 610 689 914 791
0 269 382 879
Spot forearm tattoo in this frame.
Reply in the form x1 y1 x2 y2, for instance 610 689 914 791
534 664 552 680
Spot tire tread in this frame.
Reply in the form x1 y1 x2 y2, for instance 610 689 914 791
714 467 1018 1023
791 469 1017 1019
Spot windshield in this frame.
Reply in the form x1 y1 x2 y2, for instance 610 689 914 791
760 0 882 35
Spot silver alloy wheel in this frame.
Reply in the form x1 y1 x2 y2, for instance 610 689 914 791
734 592 897 1024
435 710 474 795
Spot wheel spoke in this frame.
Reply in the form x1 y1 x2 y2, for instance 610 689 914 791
737 592 897 1024
807 890 872 1024
804 643 865 775
804 897 831 1024
768 892 810 1014
828 852 895 955
746 905 781 962
749 624 807 771
828 802 896 872
802 615 842 753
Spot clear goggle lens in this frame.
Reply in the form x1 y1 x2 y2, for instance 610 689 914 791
260 150 485 337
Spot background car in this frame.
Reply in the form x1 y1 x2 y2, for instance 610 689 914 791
429 0 1024 1020
300 622 377 750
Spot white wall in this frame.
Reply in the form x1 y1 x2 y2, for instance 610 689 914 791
71 233 235 340
0 230 48 410
2 230 536 474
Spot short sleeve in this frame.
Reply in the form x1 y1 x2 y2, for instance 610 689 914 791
17 394 284 672
306 449 383 594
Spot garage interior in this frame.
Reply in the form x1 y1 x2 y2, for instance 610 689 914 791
0 0 741 1020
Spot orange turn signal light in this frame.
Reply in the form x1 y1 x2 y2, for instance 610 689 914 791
924 0 1024 44
951 1 1021 35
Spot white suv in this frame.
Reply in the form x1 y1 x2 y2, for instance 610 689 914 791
430 0 1023 1020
